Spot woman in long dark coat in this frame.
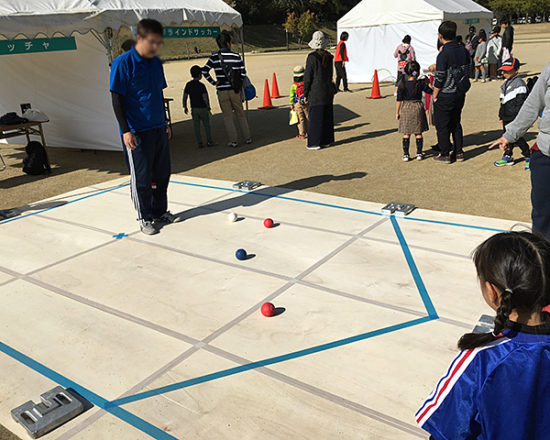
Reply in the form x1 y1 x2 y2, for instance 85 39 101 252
303 31 335 150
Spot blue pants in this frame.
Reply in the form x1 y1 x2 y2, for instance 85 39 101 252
530 150 550 239
122 127 171 222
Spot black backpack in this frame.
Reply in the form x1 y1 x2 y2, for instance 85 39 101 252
443 50 471 95
23 141 51 175
527 76 539 95
218 51 244 93
398 48 410 62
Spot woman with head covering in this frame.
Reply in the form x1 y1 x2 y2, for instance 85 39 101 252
303 31 335 150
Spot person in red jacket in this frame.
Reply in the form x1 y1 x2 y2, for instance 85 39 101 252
335 32 350 92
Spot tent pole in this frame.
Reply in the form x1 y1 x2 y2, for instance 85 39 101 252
240 27 249 119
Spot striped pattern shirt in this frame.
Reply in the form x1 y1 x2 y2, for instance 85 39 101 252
202 48 246 90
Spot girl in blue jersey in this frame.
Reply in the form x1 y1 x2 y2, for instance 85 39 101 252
417 231 550 440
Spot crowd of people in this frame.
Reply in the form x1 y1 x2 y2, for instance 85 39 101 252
107 16 550 440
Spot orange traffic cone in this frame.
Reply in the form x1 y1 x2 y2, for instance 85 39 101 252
366 70 383 99
271 73 281 98
260 79 275 109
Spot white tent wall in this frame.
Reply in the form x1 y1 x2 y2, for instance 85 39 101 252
340 20 441 84
0 33 120 151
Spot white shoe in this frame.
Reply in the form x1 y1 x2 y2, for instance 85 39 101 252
228 142 238 148
402 155 410 162
307 145 321 150
416 154 423 161
140 221 158 235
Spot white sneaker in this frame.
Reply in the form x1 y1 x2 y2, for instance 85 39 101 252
228 142 238 148
140 221 158 235
402 155 410 162
307 145 321 150
416 154 423 161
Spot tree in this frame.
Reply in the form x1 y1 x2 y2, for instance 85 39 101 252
297 10 318 43
283 11 299 35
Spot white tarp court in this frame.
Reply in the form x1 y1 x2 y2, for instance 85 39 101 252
337 0 493 83
0 0 243 151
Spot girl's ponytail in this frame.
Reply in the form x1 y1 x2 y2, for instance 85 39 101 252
458 231 550 351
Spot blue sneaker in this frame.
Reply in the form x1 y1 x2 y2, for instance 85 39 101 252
525 158 530 171
494 155 514 167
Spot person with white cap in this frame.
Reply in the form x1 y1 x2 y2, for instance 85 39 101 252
303 31 335 150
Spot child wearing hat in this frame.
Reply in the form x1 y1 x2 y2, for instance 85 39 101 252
290 65 309 139
492 58 531 168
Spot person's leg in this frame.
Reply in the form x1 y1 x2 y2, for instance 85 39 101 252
530 150 550 239
295 102 306 137
217 90 238 144
335 61 343 90
303 104 309 135
433 96 452 158
124 130 155 223
516 137 531 158
453 95 465 156
191 109 203 147
415 134 423 157
307 105 322 148
481 64 487 82
474 66 480 81
323 104 335 145
402 135 410 159
151 127 171 219
342 65 349 91
201 108 213 144
229 90 251 141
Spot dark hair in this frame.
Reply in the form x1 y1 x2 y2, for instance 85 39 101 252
293 75 304 82
137 19 164 38
340 32 349 41
500 17 509 25
469 25 476 33
190 65 202 79
479 29 487 42
216 30 232 49
492 25 501 34
437 38 443 50
458 231 550 351
439 21 457 41
398 60 421 95
402 35 411 44
121 39 135 52
456 35 463 44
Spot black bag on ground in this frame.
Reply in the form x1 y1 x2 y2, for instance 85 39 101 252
23 141 51 175
218 51 244 93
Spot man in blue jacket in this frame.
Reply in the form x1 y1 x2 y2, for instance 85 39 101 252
110 19 179 235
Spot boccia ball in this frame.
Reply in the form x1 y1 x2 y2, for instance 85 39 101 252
228 212 238 222
261 302 276 317
264 218 274 228
235 249 247 261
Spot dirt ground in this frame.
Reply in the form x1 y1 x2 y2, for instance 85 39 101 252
2 24 549 223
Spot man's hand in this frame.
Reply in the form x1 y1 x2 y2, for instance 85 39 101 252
123 132 137 150
166 125 172 139
489 136 511 151
184 107 189 115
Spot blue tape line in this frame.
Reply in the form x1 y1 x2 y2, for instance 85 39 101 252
108 315 436 407
0 340 177 440
401 215 506 233
169 180 508 232
391 216 438 318
169 181 384 217
0 185 130 225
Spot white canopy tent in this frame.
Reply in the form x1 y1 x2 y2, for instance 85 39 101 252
0 0 242 151
337 0 493 83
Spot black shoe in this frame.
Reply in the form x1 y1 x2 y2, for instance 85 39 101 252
431 144 441 152
433 154 451 164
207 141 216 147
456 153 465 162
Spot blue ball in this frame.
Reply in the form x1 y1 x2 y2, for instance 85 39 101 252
235 249 247 261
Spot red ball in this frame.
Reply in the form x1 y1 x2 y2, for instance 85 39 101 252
261 302 276 317
264 218 274 228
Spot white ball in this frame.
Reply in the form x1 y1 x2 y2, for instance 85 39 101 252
228 212 238 222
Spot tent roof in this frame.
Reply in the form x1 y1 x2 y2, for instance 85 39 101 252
338 0 492 28
0 0 242 39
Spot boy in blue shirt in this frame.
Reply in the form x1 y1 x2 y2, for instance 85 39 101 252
110 19 179 235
